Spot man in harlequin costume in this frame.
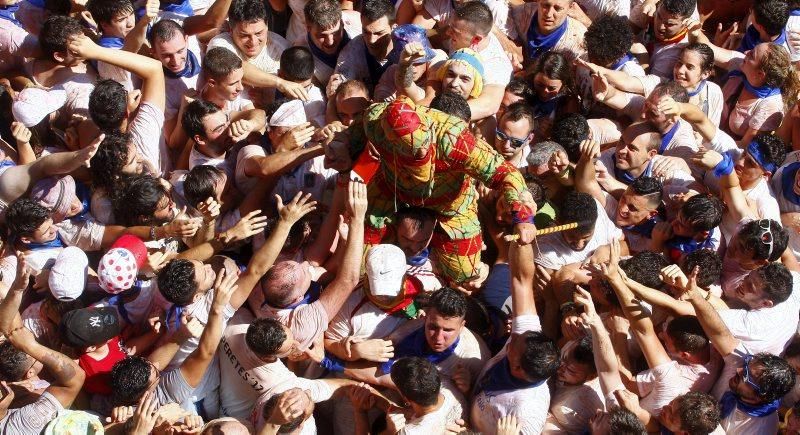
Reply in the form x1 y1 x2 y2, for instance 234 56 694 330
346 96 537 286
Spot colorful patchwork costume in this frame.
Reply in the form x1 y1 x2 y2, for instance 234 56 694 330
349 97 534 285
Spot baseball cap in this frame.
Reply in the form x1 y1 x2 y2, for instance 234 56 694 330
49 247 88 301
29 175 77 224
60 306 120 348
12 86 68 128
44 410 104 435
366 244 407 297
387 24 437 65
110 235 148 269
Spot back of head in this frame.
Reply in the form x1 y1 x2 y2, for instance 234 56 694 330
629 176 663 207
184 165 225 207
0 342 31 381
453 1 493 36
520 330 560 381
666 315 709 353
246 318 287 358
559 191 599 233
360 0 394 23
619 251 669 290
551 113 589 162
738 218 789 262
90 131 132 191
149 19 186 45
608 407 648 434
505 78 534 102
304 0 342 29
110 356 151 405
754 0 789 36
674 391 720 434
753 352 797 402
390 357 441 407
111 174 168 226
200 418 254 435
90 79 128 132
396 206 436 230
261 261 303 308
428 287 467 318
86 0 134 26
280 46 315 82
430 92 471 121
157 259 198 306
527 140 567 167
182 99 222 140
681 193 723 232
652 81 689 103
756 262 793 304
751 133 787 174
40 15 82 60
660 0 696 18
584 14 634 66
682 249 722 288
523 175 547 209
229 0 267 25
204 47 243 81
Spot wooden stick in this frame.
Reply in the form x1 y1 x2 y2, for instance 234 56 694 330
503 222 579 241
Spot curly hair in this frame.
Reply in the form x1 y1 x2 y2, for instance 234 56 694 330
584 15 634 66
110 356 152 405
157 259 199 306
90 131 132 192
762 44 800 108
753 352 797 402
674 391 720 434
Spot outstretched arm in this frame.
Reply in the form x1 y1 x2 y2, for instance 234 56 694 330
658 97 717 142
234 193 318 309
182 0 234 36
509 235 537 318
684 267 740 356
574 287 624 397
691 147 754 223
574 138 605 206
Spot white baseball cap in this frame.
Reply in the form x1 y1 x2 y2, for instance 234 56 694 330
12 87 67 127
268 99 307 128
49 246 89 301
366 244 407 297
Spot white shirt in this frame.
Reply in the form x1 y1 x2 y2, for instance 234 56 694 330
787 14 800 62
771 150 800 261
470 32 513 87
334 36 392 88
401 387 466 434
471 315 550 435
298 11 362 85
426 0 517 41
325 289 408 341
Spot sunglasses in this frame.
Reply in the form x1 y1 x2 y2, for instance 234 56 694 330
757 219 774 259
742 354 763 396
495 129 528 148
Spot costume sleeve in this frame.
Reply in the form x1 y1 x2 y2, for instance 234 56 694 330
443 128 534 223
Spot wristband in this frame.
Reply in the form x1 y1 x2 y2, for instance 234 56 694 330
320 353 345 373
150 226 157 241
511 204 535 225
712 151 735 178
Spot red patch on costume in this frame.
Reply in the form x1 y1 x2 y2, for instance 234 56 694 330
386 101 421 137
448 132 475 164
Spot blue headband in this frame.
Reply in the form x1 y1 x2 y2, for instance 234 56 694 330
449 51 485 78
747 141 777 174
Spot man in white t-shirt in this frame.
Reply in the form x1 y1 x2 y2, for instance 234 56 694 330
331 0 395 92
301 0 362 85
471 236 559 434
684 277 796 435
445 1 511 121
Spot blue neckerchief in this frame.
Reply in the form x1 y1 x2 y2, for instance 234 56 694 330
731 70 782 98
0 4 21 27
98 36 125 48
610 53 636 71
660 428 674 435
407 248 429 267
792 8 800 16
138 0 193 17
659 121 679 154
25 233 65 250
624 216 658 238
747 140 777 174
719 391 780 419
165 304 184 330
70 181 92 222
612 153 653 185
476 356 545 396
365 42 391 86
284 281 322 309
380 327 460 374
307 32 350 69
525 12 568 61
163 49 201 79
108 281 142 325
666 233 713 256
687 80 706 97
738 24 786 53
782 162 800 206
0 160 15 169
26 0 44 8
531 94 563 119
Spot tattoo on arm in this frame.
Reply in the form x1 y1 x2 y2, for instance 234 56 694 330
401 64 416 89
40 351 77 383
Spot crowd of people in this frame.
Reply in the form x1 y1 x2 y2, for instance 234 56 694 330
2 0 800 432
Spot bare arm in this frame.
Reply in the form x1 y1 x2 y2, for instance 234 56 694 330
468 84 504 121
574 138 605 206
574 287 624 397
181 0 234 36
317 181 366 319
243 145 326 179
684 268 740 356
509 233 537 317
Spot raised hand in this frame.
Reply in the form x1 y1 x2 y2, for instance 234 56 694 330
223 210 269 243
659 264 689 289
78 133 104 168
349 337 394 362
345 180 368 220
276 192 318 225
66 32 99 60
125 391 164 434
211 269 239 311
348 383 377 411
641 0 657 16
196 197 221 224
228 119 255 143
578 138 600 162
277 122 316 152
497 415 522 435
10 122 31 147
143 0 159 19
277 79 310 102
574 286 599 326
656 96 682 121
400 42 427 66
690 146 724 170
11 252 31 293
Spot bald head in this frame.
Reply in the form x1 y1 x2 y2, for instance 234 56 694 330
261 261 307 308
622 122 662 153
201 418 253 435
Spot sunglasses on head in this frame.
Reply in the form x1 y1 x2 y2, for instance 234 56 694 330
757 219 774 259
742 354 764 396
